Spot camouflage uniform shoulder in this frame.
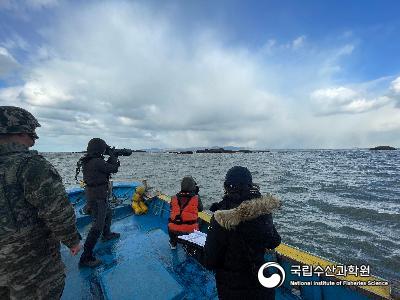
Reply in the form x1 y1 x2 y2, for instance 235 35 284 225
0 147 40 181
0 150 56 239
15 149 40 162
19 153 63 183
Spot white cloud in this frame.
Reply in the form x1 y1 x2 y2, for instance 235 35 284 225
312 87 358 103
0 47 19 78
318 44 355 76
118 116 137 126
20 81 74 106
336 44 354 56
0 86 23 103
390 77 400 94
389 77 400 108
260 39 276 54
344 96 390 113
292 35 306 49
1 34 29 51
260 35 306 53
311 86 393 115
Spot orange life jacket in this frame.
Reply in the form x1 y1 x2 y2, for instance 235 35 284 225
168 194 199 233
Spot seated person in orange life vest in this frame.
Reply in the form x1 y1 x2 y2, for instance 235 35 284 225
168 176 203 249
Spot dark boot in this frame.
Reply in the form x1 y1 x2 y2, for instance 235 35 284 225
79 254 102 268
79 228 102 268
102 232 120 242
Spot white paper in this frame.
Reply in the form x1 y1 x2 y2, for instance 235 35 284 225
178 230 207 247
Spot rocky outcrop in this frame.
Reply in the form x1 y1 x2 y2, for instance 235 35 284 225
196 148 256 153
369 146 396 150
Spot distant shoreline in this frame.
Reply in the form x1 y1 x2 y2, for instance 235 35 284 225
40 146 398 154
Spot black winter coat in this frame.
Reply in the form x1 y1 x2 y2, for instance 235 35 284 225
204 194 281 300
82 155 119 203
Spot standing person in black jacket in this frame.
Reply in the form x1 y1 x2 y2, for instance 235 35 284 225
204 166 281 300
78 138 121 267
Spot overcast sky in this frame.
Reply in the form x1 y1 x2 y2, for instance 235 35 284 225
0 0 399 151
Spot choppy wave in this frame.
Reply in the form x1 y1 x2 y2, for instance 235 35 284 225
308 198 400 224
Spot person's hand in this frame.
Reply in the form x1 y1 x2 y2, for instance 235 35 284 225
69 243 81 256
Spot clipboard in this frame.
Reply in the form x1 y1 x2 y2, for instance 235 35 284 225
177 230 207 265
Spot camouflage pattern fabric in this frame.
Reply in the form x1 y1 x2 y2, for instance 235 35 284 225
0 106 40 134
0 267 65 300
0 142 80 300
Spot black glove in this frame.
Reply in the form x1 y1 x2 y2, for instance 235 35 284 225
209 202 220 212
107 155 120 166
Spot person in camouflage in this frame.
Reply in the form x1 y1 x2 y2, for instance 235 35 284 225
0 106 81 300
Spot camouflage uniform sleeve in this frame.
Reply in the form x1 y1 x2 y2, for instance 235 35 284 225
21 155 80 248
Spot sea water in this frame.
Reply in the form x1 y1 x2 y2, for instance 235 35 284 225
44 150 400 282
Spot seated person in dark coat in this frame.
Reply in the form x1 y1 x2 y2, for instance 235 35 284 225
204 166 281 300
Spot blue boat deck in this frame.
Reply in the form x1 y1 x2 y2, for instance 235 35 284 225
61 206 218 300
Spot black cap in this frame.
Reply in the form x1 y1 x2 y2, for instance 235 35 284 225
87 138 107 154
181 176 197 192
224 166 252 187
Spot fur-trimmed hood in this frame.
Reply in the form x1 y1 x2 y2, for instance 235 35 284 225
213 195 281 230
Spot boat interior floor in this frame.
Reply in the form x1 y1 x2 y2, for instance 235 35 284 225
61 213 217 300
61 209 300 300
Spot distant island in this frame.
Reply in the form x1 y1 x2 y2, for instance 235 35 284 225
197 148 237 153
167 151 194 154
369 146 397 150
167 147 270 154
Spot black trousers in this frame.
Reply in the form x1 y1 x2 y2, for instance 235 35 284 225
215 270 275 300
82 199 112 258
168 229 192 246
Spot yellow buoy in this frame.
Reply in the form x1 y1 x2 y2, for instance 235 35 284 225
136 185 145 195
131 185 148 215
138 201 148 214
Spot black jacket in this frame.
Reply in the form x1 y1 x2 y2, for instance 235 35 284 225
82 155 119 203
204 194 281 300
